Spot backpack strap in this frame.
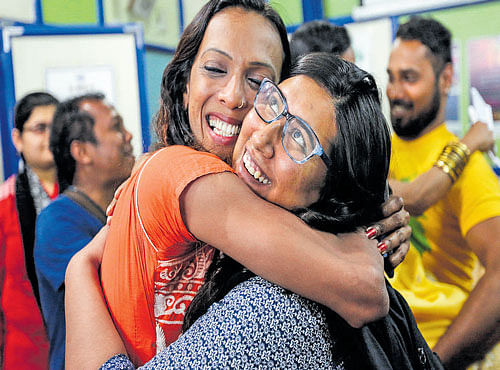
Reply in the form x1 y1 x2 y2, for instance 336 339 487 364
63 187 106 225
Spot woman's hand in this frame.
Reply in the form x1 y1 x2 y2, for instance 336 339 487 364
366 195 411 270
107 152 151 225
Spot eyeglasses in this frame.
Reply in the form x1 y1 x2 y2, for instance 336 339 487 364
23 123 51 135
254 78 332 167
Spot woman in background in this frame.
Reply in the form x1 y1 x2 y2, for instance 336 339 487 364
0 92 59 369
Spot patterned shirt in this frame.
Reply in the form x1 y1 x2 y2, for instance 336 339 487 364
101 146 235 365
101 276 344 369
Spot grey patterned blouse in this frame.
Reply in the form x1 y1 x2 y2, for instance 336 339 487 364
101 276 344 369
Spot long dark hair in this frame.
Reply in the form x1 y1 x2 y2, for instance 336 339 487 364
153 0 291 149
183 53 391 332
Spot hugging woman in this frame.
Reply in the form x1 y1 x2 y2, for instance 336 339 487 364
68 1 409 368
66 53 438 369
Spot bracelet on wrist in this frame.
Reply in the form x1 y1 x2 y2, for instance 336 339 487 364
433 142 470 183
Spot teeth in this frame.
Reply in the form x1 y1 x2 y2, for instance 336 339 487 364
209 118 241 137
242 152 271 185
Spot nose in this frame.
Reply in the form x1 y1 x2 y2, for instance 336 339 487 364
251 117 283 159
217 75 248 110
122 126 133 143
387 78 405 102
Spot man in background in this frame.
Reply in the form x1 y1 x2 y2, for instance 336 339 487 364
34 93 134 370
290 20 355 63
0 92 59 369
387 16 500 369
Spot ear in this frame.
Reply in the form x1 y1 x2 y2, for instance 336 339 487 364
439 62 453 96
11 128 23 154
70 140 93 165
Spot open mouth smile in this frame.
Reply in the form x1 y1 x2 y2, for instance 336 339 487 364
208 116 241 138
243 151 271 185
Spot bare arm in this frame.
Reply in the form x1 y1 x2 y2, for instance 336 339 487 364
65 227 126 369
64 180 410 368
391 121 494 216
433 217 500 369
181 172 389 327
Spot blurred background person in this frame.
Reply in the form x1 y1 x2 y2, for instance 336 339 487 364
290 20 355 63
34 93 134 370
0 91 59 370
387 16 500 369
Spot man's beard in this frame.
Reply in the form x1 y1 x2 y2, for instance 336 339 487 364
391 85 441 139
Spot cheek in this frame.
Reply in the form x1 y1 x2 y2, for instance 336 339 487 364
292 165 326 206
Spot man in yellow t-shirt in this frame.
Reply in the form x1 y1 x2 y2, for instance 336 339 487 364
387 16 500 369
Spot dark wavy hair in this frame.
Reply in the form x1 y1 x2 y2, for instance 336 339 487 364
153 0 291 149
290 20 351 63
14 92 59 132
396 16 451 75
183 53 391 331
49 93 104 191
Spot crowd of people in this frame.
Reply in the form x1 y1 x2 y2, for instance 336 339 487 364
0 0 499 369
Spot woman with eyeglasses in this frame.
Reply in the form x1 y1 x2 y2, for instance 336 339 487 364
68 0 410 367
66 53 442 369
0 92 59 369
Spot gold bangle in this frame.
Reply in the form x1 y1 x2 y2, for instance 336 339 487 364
453 142 471 158
434 160 457 182
434 142 471 183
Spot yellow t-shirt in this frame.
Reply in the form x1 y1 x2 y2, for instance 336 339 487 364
389 124 500 347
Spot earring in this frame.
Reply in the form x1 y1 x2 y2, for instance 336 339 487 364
238 100 245 109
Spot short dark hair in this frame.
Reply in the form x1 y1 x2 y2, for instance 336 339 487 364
50 93 104 190
154 0 291 149
290 20 351 63
396 16 452 74
14 92 59 132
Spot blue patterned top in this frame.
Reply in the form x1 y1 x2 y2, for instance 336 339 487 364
101 276 345 369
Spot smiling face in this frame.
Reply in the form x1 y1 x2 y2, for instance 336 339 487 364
386 39 446 139
12 104 57 172
232 75 336 210
183 6 284 164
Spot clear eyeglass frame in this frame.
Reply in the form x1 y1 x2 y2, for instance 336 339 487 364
253 78 332 168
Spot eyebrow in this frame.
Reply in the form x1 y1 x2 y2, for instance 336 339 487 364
387 67 418 75
201 48 277 78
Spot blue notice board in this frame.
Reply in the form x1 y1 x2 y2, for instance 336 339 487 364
0 23 150 179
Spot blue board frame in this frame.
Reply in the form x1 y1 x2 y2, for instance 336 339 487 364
0 23 150 179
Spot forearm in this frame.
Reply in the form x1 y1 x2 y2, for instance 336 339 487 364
234 219 389 327
390 133 488 217
389 167 452 216
64 245 126 369
433 270 500 368
183 173 388 327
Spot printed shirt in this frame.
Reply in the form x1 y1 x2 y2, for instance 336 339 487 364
100 146 234 365
388 124 500 347
100 277 343 370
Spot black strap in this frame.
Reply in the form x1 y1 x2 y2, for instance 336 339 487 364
63 187 106 225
